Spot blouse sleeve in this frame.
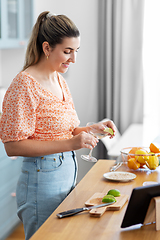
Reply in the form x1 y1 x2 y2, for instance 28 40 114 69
0 75 39 143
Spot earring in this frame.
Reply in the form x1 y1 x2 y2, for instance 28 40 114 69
46 55 49 60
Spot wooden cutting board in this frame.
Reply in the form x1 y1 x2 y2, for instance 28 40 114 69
85 192 129 217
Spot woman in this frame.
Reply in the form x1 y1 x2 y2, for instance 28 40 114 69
0 11 116 239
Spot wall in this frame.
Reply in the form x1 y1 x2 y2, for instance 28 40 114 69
0 51 1 85
0 0 99 182
1 48 25 87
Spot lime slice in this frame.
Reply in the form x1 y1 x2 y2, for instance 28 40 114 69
104 127 114 135
107 189 121 197
102 194 116 203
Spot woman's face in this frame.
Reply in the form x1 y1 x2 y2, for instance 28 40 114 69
48 37 80 73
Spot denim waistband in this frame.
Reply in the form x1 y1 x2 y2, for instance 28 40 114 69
23 151 75 162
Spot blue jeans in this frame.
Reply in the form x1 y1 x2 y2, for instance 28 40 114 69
16 151 77 240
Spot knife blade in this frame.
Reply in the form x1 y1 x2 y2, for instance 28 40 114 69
56 201 115 218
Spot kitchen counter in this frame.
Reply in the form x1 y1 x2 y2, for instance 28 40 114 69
30 160 160 240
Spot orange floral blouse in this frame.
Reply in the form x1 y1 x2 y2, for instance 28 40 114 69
0 71 80 143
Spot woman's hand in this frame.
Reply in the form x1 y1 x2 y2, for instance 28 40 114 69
4 120 116 157
4 133 98 157
72 120 117 141
101 120 116 138
86 120 116 139
70 131 99 150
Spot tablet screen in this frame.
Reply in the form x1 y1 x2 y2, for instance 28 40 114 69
121 184 160 228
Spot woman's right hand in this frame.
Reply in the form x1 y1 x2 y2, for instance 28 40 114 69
70 131 99 151
4 132 99 157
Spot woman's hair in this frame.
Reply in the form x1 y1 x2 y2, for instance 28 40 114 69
22 11 80 70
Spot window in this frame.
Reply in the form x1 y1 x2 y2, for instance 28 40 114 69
24 0 33 39
7 0 18 38
0 1 1 38
143 0 160 140
0 0 33 48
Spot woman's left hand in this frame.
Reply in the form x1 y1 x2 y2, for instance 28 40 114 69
86 120 116 139
73 120 117 139
101 120 116 138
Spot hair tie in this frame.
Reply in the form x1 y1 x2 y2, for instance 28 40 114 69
46 12 57 18
41 12 55 23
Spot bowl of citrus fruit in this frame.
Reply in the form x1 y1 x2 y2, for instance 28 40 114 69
120 143 160 171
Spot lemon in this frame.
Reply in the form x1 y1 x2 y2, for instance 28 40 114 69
107 189 121 197
102 194 116 203
149 152 155 155
135 149 149 164
146 155 159 170
104 127 114 135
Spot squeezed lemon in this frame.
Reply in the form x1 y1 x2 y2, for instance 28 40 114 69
104 127 114 135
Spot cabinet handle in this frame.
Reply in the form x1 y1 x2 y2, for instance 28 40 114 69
11 192 16 197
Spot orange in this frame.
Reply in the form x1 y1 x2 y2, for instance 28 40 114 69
149 143 160 153
127 158 140 170
128 147 141 160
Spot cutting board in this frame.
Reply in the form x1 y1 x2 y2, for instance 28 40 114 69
85 192 129 217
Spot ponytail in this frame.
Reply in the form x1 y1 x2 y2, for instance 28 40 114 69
23 11 49 71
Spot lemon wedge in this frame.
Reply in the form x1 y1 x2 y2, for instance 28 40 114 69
104 127 114 135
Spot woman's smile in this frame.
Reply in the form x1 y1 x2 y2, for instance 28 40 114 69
62 63 70 68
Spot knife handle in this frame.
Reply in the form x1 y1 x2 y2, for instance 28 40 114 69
57 207 87 218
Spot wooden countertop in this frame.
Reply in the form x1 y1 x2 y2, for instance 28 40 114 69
30 160 160 240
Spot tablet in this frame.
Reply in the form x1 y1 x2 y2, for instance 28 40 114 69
121 183 160 228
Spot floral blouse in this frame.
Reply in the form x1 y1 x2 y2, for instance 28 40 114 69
0 71 80 143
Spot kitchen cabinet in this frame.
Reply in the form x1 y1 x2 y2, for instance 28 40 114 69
0 0 34 49
0 141 23 240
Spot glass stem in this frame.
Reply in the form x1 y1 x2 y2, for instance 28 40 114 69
89 149 93 157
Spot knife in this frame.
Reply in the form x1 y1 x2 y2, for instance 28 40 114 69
56 201 115 218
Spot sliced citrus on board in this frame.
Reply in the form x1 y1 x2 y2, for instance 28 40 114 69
107 189 121 197
102 194 116 203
